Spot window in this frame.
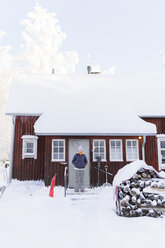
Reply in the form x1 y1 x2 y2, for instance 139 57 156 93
26 142 34 154
110 140 123 161
52 139 65 161
157 136 165 170
22 135 38 159
93 140 106 161
126 140 139 161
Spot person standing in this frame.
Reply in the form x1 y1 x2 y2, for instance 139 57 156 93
72 146 88 192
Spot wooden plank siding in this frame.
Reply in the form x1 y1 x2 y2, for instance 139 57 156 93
13 116 161 186
43 135 143 186
141 117 165 172
13 116 45 181
142 117 165 133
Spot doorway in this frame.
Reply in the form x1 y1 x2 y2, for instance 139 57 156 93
68 139 90 188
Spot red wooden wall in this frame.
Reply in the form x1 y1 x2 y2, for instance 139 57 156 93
42 135 143 186
142 117 165 172
13 116 45 181
13 115 165 186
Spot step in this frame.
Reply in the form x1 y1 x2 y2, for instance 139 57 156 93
66 188 98 201
66 188 97 196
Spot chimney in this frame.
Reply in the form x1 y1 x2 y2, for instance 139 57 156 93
87 65 92 74
87 65 100 74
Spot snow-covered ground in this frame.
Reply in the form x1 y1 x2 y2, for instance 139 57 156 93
1 180 165 248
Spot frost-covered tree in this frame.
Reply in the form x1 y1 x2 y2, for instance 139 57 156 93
0 32 12 73
0 32 14 162
19 2 79 74
0 2 80 162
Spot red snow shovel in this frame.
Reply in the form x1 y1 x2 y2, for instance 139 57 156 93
49 174 57 197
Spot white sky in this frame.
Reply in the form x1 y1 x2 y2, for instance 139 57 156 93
0 0 165 75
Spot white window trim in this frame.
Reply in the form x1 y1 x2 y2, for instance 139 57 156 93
109 139 123 162
51 139 66 162
126 139 139 162
21 135 38 159
93 139 106 162
157 137 165 170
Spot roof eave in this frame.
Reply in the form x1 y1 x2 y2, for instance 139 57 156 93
5 112 43 116
139 115 165 118
34 132 157 136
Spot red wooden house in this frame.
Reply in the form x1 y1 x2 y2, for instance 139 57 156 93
5 73 165 186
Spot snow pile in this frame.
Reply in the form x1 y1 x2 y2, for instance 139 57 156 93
1 180 165 248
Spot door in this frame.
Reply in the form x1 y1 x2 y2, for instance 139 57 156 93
68 139 90 188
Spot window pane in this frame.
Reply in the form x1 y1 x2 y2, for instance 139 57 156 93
59 141 64 146
161 151 165 164
94 141 98 146
111 152 116 160
132 141 137 147
116 153 122 160
53 154 58 160
116 147 121 152
127 148 132 160
111 147 115 152
54 148 58 153
132 147 137 153
54 141 58 146
59 147 64 153
27 149 33 153
127 141 131 147
100 147 104 152
161 141 165 149
59 153 64 160
27 143 33 148
94 147 99 153
100 153 105 160
26 142 34 153
100 141 104 146
111 141 115 147
94 153 99 159
116 141 121 147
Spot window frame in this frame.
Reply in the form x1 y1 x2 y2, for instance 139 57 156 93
126 139 139 162
93 139 106 162
109 139 123 162
51 139 66 162
22 135 38 159
157 136 165 170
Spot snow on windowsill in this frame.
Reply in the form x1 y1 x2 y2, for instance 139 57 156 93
21 135 38 139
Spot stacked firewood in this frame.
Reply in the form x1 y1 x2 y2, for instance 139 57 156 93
116 168 165 217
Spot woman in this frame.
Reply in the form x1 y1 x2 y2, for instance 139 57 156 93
72 146 88 192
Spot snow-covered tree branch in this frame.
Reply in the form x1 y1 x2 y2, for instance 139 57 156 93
0 32 14 162
19 2 79 74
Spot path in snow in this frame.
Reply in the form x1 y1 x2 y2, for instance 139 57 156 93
0 180 165 248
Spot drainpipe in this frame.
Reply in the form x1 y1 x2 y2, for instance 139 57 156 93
142 135 146 162
9 115 15 183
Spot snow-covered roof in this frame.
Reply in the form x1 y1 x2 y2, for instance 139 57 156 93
6 73 157 135
113 160 165 190
111 75 165 118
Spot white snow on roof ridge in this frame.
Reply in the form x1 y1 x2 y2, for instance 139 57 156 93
6 73 157 134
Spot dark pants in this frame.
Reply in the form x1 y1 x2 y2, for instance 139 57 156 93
74 169 85 192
